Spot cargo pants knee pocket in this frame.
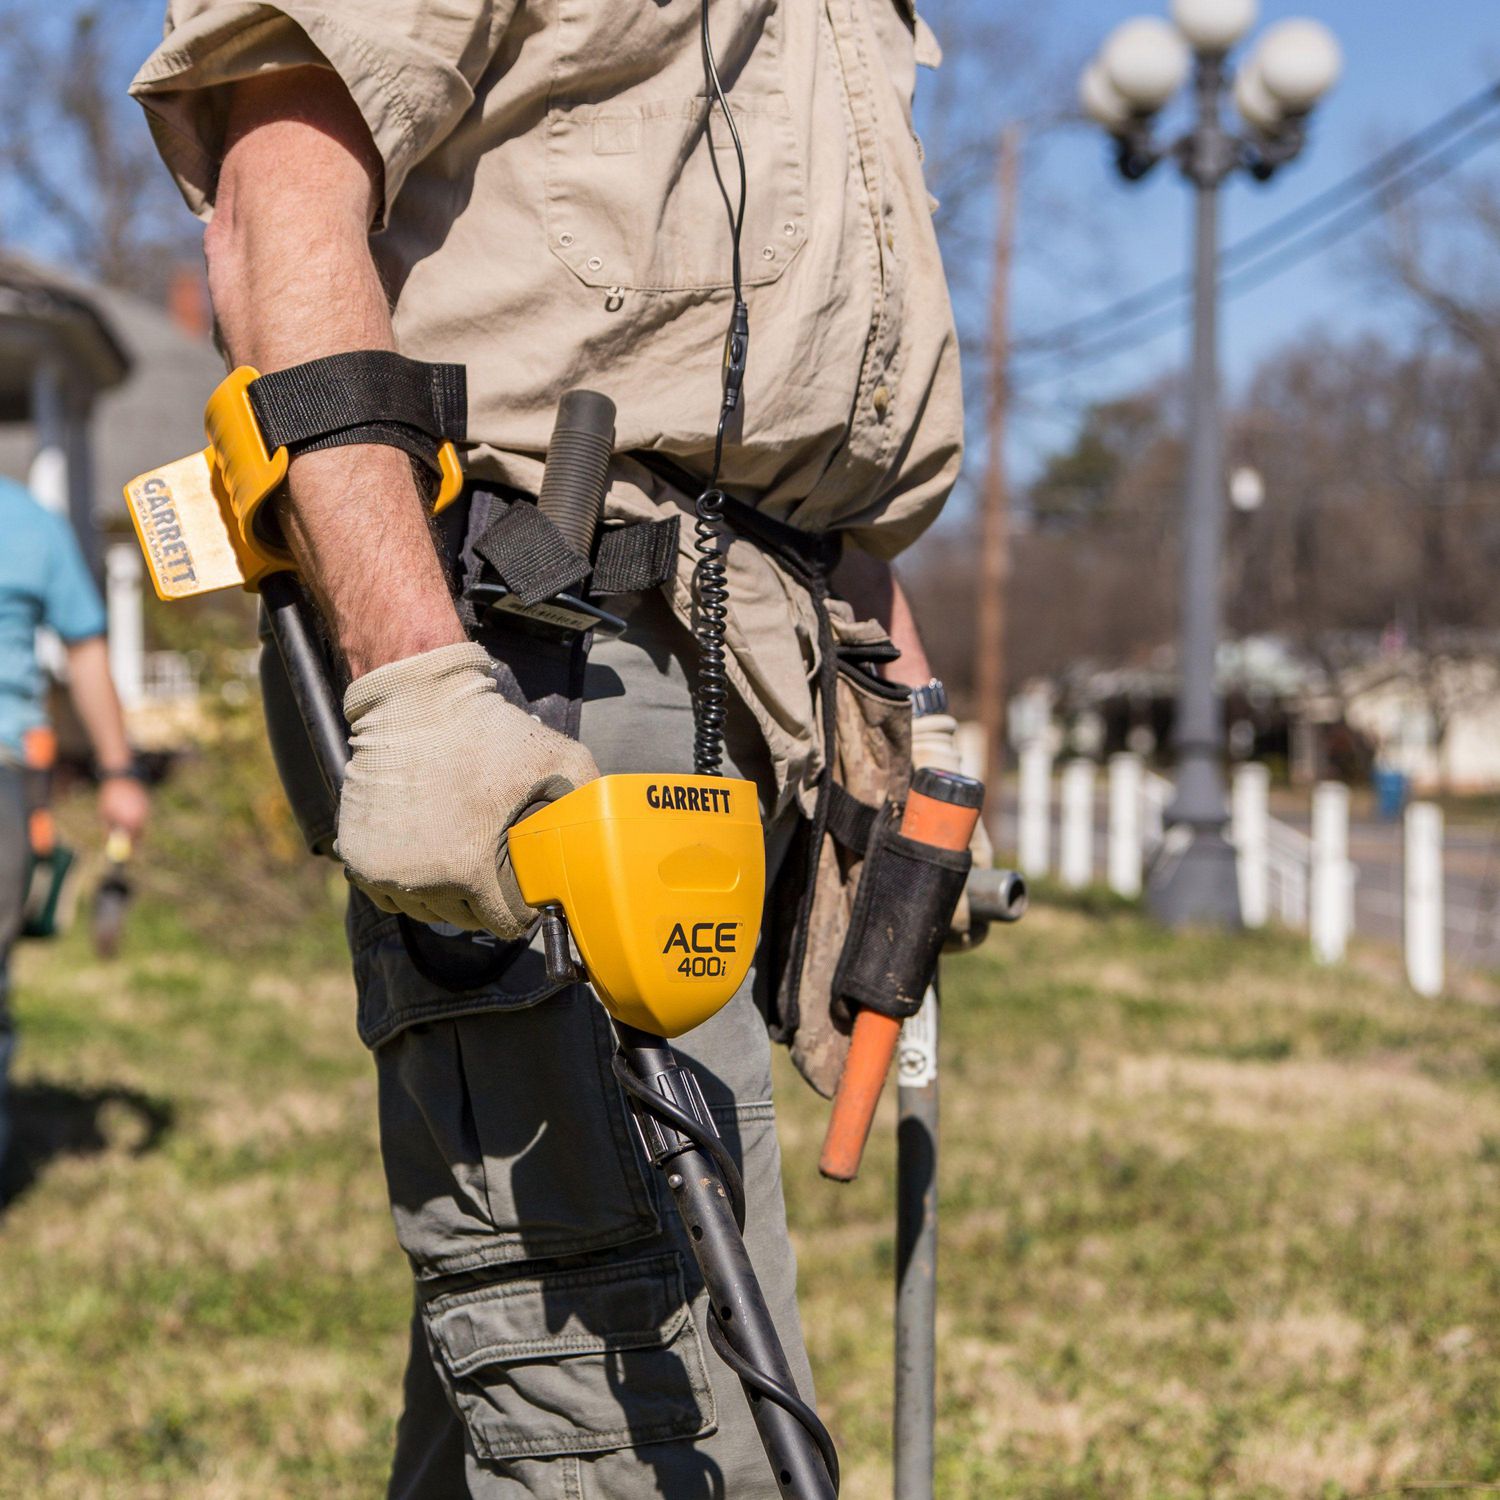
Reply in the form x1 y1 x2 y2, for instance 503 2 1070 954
418 1252 721 1498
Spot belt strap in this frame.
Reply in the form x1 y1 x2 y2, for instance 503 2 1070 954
592 517 681 595
249 351 467 475
474 501 591 607
471 497 681 607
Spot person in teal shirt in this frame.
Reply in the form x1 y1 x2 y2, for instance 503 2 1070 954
0 476 149 1204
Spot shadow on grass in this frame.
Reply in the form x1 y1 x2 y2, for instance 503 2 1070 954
2 1080 174 1209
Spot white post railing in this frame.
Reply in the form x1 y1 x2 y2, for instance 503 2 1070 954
1405 802 1444 997
1059 759 1095 889
1266 818 1311 927
1232 763 1269 929
1107 753 1142 897
1310 781 1351 964
1017 743 1051 876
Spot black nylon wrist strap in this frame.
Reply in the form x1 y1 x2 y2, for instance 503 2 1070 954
248 351 467 474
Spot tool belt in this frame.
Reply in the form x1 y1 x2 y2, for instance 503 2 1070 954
700 495 928 1098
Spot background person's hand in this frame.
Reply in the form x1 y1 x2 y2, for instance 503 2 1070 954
910 711 992 951
98 774 150 842
336 642 600 937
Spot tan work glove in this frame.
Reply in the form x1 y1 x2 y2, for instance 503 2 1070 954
910 711 993 951
336 642 599 937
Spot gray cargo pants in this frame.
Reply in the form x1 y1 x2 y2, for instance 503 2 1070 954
354 593 813 1499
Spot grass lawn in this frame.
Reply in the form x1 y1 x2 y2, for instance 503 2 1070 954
2 777 1500 1496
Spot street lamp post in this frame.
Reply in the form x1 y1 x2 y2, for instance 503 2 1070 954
1078 0 1340 927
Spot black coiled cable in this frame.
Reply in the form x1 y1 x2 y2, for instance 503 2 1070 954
693 483 730 775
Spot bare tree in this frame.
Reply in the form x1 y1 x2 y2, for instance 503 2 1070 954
0 1 199 297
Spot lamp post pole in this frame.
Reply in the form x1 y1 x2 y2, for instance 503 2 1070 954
1152 56 1242 925
1078 3 1341 927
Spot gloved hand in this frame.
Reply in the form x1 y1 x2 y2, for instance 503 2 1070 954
337 642 599 937
910 711 993 951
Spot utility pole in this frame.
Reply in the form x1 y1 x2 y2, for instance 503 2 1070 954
976 123 1021 834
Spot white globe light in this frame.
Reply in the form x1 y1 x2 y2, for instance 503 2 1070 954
1255 19 1342 112
1101 17 1191 113
1170 0 1258 54
1233 61 1284 134
1078 60 1132 130
1230 466 1265 512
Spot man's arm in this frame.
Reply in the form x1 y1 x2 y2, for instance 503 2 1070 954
831 547 934 689
210 68 465 678
833 545 992 945
65 637 149 838
203 67 597 939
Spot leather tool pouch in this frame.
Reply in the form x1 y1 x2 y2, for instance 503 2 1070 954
763 619 915 1096
711 496 919 1098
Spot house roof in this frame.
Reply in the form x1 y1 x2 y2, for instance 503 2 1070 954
0 253 132 415
0 257 223 522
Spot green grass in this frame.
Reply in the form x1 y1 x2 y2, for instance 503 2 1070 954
3 764 1500 1495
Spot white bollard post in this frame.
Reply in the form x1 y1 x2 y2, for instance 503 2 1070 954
1232 763 1270 929
1310 781 1350 964
1017 743 1051 876
1059 759 1095 890
1107 753 1142 897
1405 802 1444 998
106 543 145 710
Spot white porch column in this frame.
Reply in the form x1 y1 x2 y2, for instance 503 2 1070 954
28 358 68 517
1017 742 1051 876
1310 781 1350 964
1107 753 1142 897
106 544 145 710
1232 763 1270 929
1059 759 1095 890
63 397 100 574
1405 802 1444 998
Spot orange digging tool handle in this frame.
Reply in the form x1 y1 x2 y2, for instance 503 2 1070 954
819 1009 903 1182
819 767 983 1182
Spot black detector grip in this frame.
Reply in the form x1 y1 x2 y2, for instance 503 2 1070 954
537 389 616 560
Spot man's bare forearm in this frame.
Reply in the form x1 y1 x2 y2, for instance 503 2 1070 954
66 637 133 772
211 69 464 678
832 547 934 689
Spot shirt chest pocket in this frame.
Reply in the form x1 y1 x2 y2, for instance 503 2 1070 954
543 0 808 294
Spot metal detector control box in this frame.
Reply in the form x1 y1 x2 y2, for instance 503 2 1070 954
509 773 764 1037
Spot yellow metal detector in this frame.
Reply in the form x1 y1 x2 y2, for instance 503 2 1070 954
124 368 840 1499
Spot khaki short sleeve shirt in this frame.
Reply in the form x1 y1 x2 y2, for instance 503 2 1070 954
132 0 963 811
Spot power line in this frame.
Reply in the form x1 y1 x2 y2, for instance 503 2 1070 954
1013 99 1500 387
1011 80 1500 369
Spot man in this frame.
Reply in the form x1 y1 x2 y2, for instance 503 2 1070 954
0 475 150 1201
131 4 973 1494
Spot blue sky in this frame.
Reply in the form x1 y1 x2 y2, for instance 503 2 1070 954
13 0 1499 489
915 0 1500 479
